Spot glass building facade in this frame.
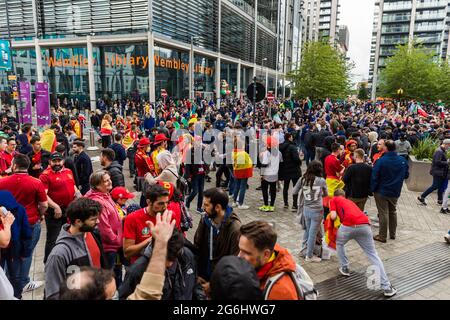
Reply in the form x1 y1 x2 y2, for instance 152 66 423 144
0 0 302 107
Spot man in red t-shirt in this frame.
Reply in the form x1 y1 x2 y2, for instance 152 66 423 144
2 137 17 170
324 142 345 197
123 184 171 264
329 189 397 297
40 152 79 262
0 153 48 294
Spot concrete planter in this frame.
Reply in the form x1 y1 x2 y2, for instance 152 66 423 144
405 155 433 192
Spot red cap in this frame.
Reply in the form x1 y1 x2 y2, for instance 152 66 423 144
138 137 151 147
110 187 135 201
153 133 170 145
157 181 174 200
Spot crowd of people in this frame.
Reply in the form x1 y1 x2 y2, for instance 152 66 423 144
0 95 449 300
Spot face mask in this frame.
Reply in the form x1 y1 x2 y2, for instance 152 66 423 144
52 165 63 172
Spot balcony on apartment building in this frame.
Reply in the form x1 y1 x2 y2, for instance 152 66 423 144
383 1 412 12
382 14 411 23
415 11 447 21
416 0 448 10
414 23 445 32
381 25 410 34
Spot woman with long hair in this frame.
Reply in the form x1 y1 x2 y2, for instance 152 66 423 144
293 160 328 262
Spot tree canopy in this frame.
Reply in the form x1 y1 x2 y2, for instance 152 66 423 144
288 40 352 100
378 43 444 102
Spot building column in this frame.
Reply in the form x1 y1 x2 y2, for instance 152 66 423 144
236 60 241 99
189 38 194 100
282 75 286 98
254 0 258 72
408 0 417 48
86 36 96 111
216 56 221 105
148 31 156 103
34 38 44 83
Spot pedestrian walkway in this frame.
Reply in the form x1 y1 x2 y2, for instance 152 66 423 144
23 157 450 300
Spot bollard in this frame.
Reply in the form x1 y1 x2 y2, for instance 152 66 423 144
86 129 99 151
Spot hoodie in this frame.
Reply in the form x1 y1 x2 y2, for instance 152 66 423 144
0 191 32 258
44 224 106 300
105 161 125 188
85 189 123 252
194 207 241 281
258 244 299 300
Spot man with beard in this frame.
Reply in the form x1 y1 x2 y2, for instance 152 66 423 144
194 188 241 295
44 197 107 300
40 152 80 262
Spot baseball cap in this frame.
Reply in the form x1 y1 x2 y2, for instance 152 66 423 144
110 187 135 201
49 152 64 161
443 139 450 145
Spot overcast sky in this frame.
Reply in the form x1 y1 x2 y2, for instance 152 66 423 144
339 0 375 84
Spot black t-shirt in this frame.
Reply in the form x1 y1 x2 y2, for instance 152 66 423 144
343 163 373 198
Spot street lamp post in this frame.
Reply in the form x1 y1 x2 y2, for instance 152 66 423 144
396 88 404 115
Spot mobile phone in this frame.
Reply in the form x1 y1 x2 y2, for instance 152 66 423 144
0 207 7 217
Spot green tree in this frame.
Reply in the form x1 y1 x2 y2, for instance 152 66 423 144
378 43 441 101
357 82 369 100
288 40 352 100
437 61 450 106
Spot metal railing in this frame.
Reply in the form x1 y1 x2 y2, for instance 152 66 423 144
229 0 255 17
382 15 410 23
416 0 447 9
382 26 410 33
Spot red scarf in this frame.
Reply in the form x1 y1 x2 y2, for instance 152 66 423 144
31 151 42 165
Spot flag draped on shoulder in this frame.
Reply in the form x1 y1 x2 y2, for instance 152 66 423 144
41 129 57 153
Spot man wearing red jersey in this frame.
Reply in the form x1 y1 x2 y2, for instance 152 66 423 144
123 184 173 264
40 152 80 262
324 142 345 198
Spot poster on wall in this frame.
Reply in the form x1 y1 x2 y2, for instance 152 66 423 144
19 81 32 123
35 82 51 127
0 40 12 71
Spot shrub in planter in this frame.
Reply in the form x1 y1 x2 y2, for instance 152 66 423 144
411 137 439 161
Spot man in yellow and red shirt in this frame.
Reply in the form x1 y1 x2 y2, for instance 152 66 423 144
40 152 80 262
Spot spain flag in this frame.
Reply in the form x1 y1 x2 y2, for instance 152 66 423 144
41 128 57 153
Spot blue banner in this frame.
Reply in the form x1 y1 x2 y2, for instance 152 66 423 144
0 40 12 71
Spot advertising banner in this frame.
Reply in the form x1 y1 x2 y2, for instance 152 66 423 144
19 81 32 123
35 82 50 127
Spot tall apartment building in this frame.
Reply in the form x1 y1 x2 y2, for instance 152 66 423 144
303 0 340 43
369 0 450 99
338 25 350 55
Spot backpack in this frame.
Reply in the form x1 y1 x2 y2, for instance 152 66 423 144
166 168 189 196
263 264 318 300
178 200 193 232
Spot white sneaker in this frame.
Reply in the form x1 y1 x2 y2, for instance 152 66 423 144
231 202 238 208
22 280 44 293
445 234 450 244
238 204 250 210
305 256 322 263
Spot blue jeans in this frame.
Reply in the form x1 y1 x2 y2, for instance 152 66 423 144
336 225 391 290
233 178 248 205
228 173 235 196
421 176 446 201
305 148 315 166
3 223 41 298
186 175 205 210
302 208 322 258
105 251 123 288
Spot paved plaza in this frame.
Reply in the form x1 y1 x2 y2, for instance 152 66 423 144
23 149 450 300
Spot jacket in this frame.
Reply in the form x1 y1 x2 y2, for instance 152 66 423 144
74 151 93 187
105 161 125 188
259 244 298 300
279 141 302 180
63 156 80 187
430 146 448 178
371 151 409 198
0 191 32 258
85 189 123 252
260 150 282 179
119 244 199 300
44 224 106 300
109 143 127 166
194 207 241 281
